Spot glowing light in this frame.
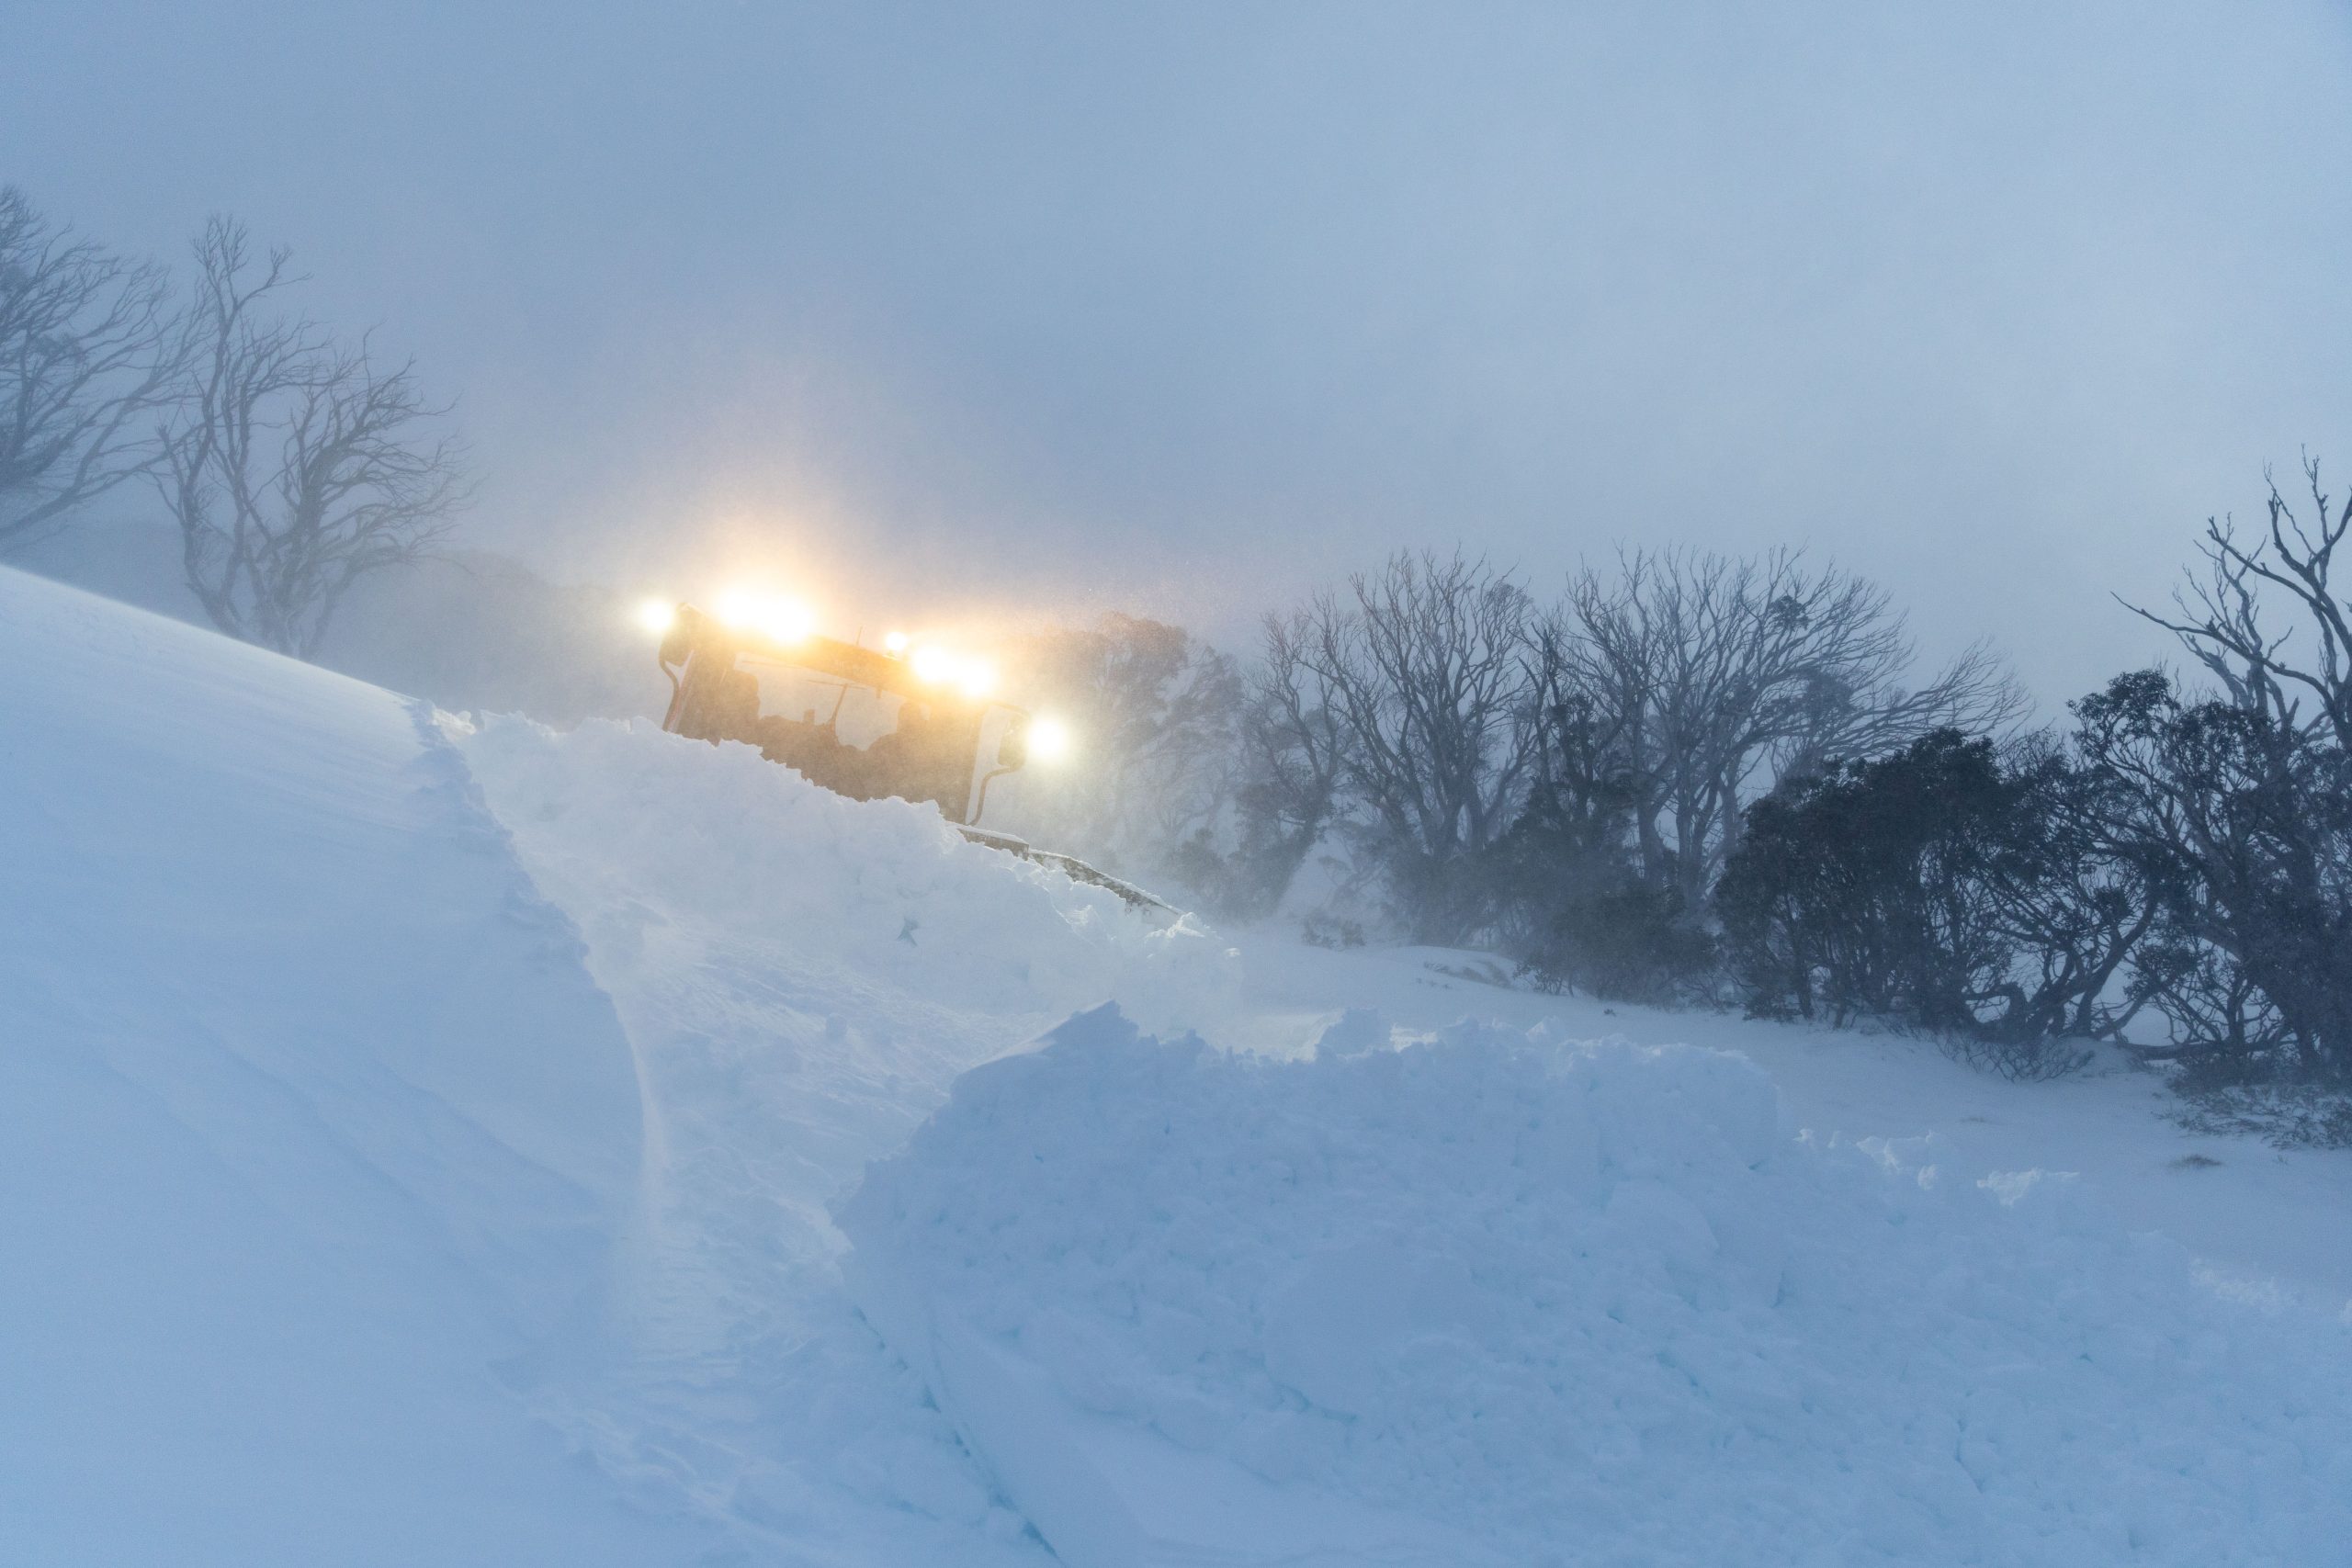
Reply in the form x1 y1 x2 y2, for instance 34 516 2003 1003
905 643 1000 697
709 586 819 643
714 587 762 628
1026 715 1073 762
762 597 817 645
635 600 676 636
883 631 910 656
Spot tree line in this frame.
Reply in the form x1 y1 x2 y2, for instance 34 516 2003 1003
0 186 468 655
1010 480 2352 1094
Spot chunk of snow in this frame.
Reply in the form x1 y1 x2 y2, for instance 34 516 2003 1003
842 1006 2352 1567
1312 1005 1392 1058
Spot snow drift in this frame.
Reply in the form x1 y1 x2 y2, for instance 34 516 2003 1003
449 710 1234 1039
842 1009 2352 1568
0 570 681 1565
445 711 1238 1560
0 567 1235 1566
17 557 2348 1568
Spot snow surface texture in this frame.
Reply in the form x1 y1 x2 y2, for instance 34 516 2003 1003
0 570 684 1564
16 560 2352 1566
0 560 1238 1565
842 1007 2352 1568
449 711 1238 1562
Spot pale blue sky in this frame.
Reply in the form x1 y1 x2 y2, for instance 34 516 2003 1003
10 0 2352 703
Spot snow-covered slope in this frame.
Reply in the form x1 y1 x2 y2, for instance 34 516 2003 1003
844 1009 2352 1566
443 710 1237 1561
1233 942 2352 1314
0 570 675 1564
0 566 1234 1563
11 563 2351 1568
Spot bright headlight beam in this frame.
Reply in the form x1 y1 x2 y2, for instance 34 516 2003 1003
710 587 817 643
910 645 956 683
714 587 762 628
763 598 817 644
636 599 676 636
1026 715 1073 762
883 631 910 656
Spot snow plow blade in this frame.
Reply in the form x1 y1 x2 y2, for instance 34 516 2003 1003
956 826 1183 923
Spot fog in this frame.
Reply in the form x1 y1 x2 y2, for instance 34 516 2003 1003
10 0 2352 707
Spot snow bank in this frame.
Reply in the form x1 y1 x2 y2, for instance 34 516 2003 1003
842 1008 2352 1567
451 714 1235 1037
447 713 1235 1562
0 570 684 1565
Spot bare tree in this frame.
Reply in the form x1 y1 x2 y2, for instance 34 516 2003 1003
1287 550 1540 943
2074 670 2352 1079
2124 455 2352 748
2105 457 2352 1079
1224 609 1354 916
0 186 181 550
156 218 469 657
1557 547 2022 909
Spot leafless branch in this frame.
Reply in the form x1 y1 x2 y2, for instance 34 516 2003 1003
0 186 183 550
2120 455 2352 750
156 217 471 657
1556 546 2021 908
1283 549 1539 940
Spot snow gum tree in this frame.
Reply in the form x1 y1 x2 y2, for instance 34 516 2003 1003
2090 458 2352 1083
0 186 182 551
156 218 470 658
1556 547 2022 914
1716 728 2154 1071
1276 550 1541 945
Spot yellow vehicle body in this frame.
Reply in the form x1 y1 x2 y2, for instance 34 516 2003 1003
654 604 1175 918
658 605 1010 825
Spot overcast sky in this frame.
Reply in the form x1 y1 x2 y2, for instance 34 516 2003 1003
11 0 2352 705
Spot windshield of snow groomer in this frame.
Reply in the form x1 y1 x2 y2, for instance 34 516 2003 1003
742 657 909 750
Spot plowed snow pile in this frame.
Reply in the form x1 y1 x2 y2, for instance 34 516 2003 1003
449 712 1235 1562
842 1010 2352 1567
452 712 1232 1036
0 565 1231 1566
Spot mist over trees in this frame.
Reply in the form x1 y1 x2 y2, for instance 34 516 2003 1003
1006 479 2352 1107
1146 547 2006 936
1271 553 1540 943
10 183 2351 1110
997 613 1242 877
159 219 469 657
0 186 180 549
1 186 468 656
1019 546 2011 941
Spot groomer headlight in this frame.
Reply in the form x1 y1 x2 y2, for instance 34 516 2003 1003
1025 715 1073 762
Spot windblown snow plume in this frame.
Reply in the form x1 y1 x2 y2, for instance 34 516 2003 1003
842 1010 2352 1568
449 714 1236 1036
